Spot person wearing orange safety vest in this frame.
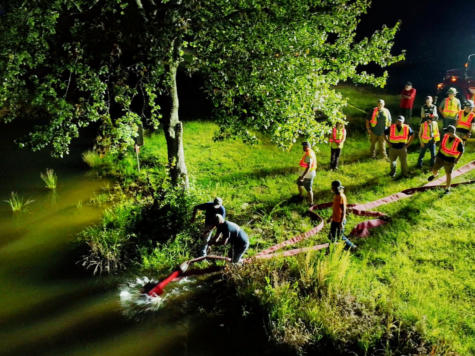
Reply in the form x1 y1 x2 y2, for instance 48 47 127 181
456 100 474 142
384 116 414 178
329 122 346 170
297 141 317 205
428 125 464 193
438 87 461 129
417 114 440 168
366 99 391 159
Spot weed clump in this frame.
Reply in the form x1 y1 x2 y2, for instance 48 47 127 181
40 168 57 190
3 191 34 213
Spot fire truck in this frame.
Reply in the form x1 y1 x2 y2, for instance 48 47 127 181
436 54 475 105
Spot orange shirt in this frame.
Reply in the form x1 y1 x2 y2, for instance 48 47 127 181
331 192 347 223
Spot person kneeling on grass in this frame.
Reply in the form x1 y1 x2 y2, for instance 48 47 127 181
297 141 317 205
211 214 249 264
327 180 356 250
427 125 464 193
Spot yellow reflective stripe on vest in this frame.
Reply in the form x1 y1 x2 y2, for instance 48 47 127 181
456 110 474 129
389 124 409 143
299 149 317 171
420 121 440 143
443 98 459 117
440 134 462 158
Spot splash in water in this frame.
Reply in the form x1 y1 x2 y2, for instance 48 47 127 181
119 275 193 317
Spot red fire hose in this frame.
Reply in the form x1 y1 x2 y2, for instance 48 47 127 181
148 161 475 297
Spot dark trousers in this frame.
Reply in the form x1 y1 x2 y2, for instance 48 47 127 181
401 107 413 121
417 141 436 167
330 148 341 169
328 220 355 249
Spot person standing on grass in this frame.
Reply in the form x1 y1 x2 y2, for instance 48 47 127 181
400 81 416 121
417 114 440 169
456 100 474 143
366 99 391 160
420 95 438 123
191 197 226 256
438 87 461 129
327 180 356 250
212 214 249 263
297 141 317 205
329 122 346 170
384 116 415 178
428 125 464 193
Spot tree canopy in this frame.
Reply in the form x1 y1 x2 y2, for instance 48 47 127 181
0 0 403 182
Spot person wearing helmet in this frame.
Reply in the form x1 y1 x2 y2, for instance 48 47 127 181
327 180 356 250
438 87 461 129
191 197 226 256
456 100 474 142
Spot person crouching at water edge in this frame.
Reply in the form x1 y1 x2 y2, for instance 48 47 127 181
297 141 317 205
191 197 226 257
327 180 356 250
211 214 249 264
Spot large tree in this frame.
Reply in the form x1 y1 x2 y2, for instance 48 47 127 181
0 0 403 186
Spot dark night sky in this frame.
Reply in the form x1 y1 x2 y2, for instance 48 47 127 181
360 0 475 93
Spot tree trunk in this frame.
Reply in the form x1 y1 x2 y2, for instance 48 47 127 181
163 60 189 188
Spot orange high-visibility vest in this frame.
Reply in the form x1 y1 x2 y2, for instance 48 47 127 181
389 124 409 144
440 134 462 158
456 110 474 129
420 121 440 143
299 148 317 171
442 98 459 117
329 127 346 144
369 107 389 127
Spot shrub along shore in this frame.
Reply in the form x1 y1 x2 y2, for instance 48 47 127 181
79 86 474 355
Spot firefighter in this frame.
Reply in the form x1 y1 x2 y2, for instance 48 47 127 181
329 122 346 170
297 141 317 205
428 125 464 193
384 116 415 178
438 87 461 129
366 99 391 159
417 114 440 168
456 100 474 142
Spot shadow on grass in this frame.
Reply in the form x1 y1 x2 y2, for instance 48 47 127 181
200 166 298 185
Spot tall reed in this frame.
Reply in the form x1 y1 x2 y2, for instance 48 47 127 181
3 191 34 212
40 168 57 190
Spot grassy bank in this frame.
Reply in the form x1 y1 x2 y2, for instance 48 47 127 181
80 86 474 354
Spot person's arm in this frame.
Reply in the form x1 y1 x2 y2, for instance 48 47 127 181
384 127 390 144
365 118 371 134
386 110 392 127
438 101 445 117
455 143 464 164
191 203 206 223
432 105 439 120
300 163 310 181
342 128 347 143
220 206 226 219
406 128 415 147
339 197 346 227
418 126 424 147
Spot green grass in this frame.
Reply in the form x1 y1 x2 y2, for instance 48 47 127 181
3 191 34 213
80 85 475 354
40 168 57 190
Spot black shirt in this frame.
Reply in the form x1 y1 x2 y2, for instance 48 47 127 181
216 221 248 246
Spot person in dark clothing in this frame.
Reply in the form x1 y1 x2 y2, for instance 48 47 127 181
428 125 464 193
420 95 438 123
191 198 226 256
212 214 249 263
